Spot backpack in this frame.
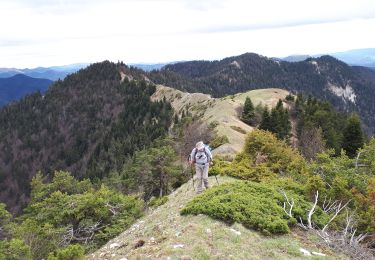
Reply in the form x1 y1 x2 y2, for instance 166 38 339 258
190 146 210 164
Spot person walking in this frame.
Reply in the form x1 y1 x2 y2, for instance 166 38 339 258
189 141 213 193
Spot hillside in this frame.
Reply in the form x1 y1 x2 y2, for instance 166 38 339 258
0 74 53 106
0 61 172 214
148 53 375 135
89 176 346 259
152 85 290 156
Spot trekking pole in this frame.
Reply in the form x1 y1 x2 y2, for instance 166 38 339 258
188 155 195 191
214 174 219 185
210 161 219 185
191 165 195 191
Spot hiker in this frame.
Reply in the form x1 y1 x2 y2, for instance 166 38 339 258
189 141 213 193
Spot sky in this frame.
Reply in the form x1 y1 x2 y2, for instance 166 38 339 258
1 0 375 68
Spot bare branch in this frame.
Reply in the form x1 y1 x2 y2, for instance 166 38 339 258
307 190 319 229
355 149 375 170
60 221 104 246
355 151 362 169
280 190 294 218
105 202 121 215
297 217 308 230
322 200 351 233
322 197 340 214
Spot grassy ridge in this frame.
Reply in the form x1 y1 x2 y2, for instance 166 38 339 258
89 176 344 259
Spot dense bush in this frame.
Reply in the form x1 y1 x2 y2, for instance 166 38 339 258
181 181 328 235
223 130 308 182
0 238 32 260
48 244 85 260
208 159 231 176
7 171 143 259
308 144 375 234
206 132 375 244
104 141 184 200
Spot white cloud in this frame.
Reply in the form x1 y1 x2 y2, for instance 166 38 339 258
0 0 375 67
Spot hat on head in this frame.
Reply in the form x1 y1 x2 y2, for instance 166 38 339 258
196 141 205 150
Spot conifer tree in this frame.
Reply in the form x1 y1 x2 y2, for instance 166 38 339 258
342 113 364 158
241 96 255 125
260 100 291 140
259 106 272 131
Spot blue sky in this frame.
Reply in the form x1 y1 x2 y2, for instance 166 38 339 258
1 0 375 68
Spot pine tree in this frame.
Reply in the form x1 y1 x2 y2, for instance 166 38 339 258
342 113 364 158
261 100 291 140
241 96 255 125
275 99 283 110
259 106 272 131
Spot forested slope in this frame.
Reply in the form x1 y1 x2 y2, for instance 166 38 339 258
0 61 173 213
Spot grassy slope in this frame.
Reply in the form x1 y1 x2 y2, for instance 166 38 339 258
152 85 290 158
88 176 346 260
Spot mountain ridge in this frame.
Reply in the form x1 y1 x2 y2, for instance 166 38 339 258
148 53 375 135
152 85 290 156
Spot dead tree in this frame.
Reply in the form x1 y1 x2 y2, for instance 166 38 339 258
322 200 351 234
280 190 374 258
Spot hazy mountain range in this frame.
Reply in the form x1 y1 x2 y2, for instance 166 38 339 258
0 74 53 106
0 63 88 81
281 48 375 68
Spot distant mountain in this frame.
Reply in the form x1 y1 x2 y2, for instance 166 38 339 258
279 48 375 68
0 74 53 106
148 53 375 135
280 55 311 62
331 48 375 67
0 63 88 81
130 63 171 71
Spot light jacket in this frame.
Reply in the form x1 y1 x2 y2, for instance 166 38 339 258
190 146 213 165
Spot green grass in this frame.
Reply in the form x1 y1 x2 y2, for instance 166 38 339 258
89 176 348 260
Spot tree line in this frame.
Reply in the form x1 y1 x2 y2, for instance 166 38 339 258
240 94 365 159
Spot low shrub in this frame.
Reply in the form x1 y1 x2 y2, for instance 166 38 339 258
48 244 85 260
210 135 229 149
208 159 231 176
223 130 308 182
148 196 169 208
208 120 219 130
0 239 32 260
230 125 247 134
181 181 328 235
